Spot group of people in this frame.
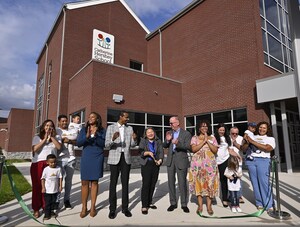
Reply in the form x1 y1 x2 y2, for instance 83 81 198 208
30 110 276 220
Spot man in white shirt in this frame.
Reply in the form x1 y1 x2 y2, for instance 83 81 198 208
105 111 137 219
56 115 77 210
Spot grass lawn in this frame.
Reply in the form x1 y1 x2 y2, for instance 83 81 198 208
0 160 32 205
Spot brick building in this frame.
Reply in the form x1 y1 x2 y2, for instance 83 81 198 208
0 109 34 159
34 0 300 172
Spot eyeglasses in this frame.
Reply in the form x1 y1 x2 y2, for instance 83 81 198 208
231 133 238 135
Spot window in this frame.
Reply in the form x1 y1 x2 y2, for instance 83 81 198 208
260 0 294 73
70 109 86 127
35 75 45 133
185 108 248 136
45 63 52 119
107 109 172 143
130 60 143 71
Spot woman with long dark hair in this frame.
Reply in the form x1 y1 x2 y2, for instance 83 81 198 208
241 121 275 212
31 119 61 218
214 123 238 207
76 112 106 218
189 120 218 216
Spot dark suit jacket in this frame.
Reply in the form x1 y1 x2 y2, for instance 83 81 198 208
139 137 164 166
163 128 192 169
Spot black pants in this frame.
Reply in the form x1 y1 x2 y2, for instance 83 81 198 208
44 193 58 218
109 153 131 211
218 158 229 202
141 160 159 208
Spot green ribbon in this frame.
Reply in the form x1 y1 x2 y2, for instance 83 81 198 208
4 162 68 227
198 159 275 219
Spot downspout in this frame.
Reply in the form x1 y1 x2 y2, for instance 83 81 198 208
57 7 66 123
44 43 49 120
159 29 162 77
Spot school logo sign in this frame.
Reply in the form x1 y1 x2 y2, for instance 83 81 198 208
92 29 115 63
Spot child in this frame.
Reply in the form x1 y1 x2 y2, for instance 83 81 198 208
244 122 259 160
67 114 82 161
41 154 63 220
224 155 243 213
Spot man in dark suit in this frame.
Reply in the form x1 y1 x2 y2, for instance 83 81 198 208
105 111 137 219
163 116 192 213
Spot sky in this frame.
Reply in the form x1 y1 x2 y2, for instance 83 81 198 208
0 0 193 116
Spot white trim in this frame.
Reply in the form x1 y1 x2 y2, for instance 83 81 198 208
57 8 66 123
66 0 116 9
65 0 150 34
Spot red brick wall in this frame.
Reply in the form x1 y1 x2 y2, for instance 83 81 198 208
60 1 148 116
6 109 34 152
68 62 182 125
147 0 279 123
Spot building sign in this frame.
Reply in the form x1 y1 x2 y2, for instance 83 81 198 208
92 29 115 63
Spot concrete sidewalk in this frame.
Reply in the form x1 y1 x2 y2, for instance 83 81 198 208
0 162 300 226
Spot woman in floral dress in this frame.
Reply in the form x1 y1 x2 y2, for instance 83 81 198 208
189 120 219 216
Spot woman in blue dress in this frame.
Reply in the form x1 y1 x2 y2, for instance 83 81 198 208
76 112 106 218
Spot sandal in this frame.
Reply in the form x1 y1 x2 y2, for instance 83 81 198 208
207 205 214 216
196 206 203 215
80 209 88 218
33 210 40 218
90 209 97 217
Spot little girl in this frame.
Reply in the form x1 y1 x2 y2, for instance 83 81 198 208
224 155 243 213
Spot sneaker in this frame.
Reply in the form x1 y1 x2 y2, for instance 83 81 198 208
257 206 264 210
64 200 72 210
231 207 237 213
236 207 242 213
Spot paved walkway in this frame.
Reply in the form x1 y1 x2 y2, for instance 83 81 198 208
0 162 300 226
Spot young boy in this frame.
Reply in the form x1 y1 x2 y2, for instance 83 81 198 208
244 122 259 160
41 154 63 220
67 114 82 161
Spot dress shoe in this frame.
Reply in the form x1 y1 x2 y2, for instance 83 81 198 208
108 211 116 219
122 209 132 217
149 204 157 209
181 206 190 213
239 197 245 203
222 201 229 208
167 205 177 212
141 208 148 215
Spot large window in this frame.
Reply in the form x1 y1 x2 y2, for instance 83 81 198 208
35 75 45 133
185 108 248 136
107 109 172 143
260 0 294 73
70 109 86 127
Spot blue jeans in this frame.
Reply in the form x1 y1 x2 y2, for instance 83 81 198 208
58 160 75 202
246 157 273 209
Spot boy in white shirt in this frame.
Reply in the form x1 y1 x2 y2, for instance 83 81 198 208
67 114 82 161
41 154 62 220
244 122 258 160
